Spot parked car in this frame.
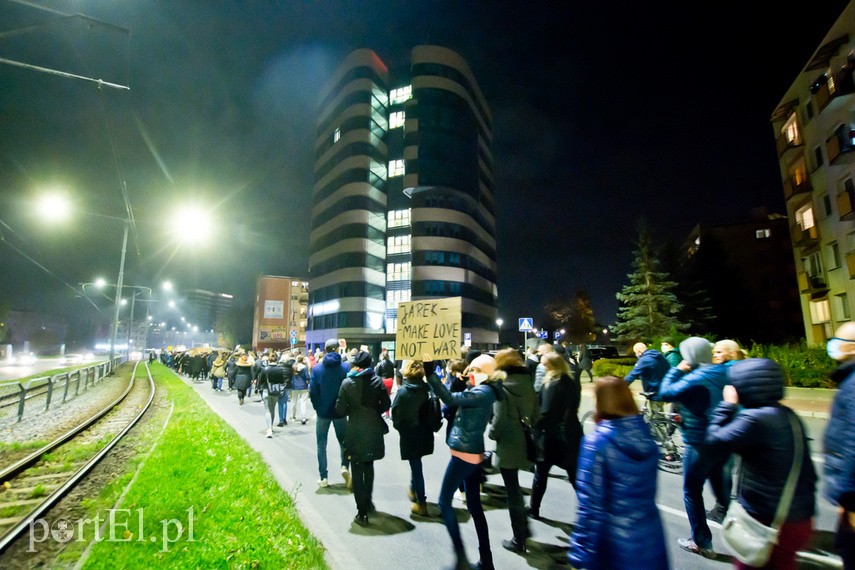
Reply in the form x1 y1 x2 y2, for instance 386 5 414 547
585 345 620 360
61 352 94 366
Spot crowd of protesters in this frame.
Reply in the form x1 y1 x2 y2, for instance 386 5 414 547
157 333 854 570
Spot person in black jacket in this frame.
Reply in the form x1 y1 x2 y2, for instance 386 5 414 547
529 352 582 519
335 351 390 527
391 359 437 517
704 358 816 568
257 359 286 438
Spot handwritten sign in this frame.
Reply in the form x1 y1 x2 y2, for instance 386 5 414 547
395 297 462 360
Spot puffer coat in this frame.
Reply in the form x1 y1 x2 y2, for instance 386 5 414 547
824 360 855 511
234 363 254 391
426 373 502 454
706 358 816 522
489 366 539 470
658 363 728 445
335 368 390 462
391 378 435 460
568 414 669 570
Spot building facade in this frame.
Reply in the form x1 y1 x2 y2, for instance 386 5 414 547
252 275 309 351
307 46 498 354
772 2 855 344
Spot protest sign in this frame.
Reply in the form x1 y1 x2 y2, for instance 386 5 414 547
395 296 462 360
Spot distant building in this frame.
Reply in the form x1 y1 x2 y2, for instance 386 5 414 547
307 46 498 354
252 276 309 351
682 211 803 344
772 2 855 344
4 309 68 352
182 289 234 331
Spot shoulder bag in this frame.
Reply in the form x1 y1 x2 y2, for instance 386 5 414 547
721 410 803 567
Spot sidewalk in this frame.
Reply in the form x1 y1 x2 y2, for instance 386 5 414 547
581 380 836 419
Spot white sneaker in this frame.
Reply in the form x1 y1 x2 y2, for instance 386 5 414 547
317 478 329 488
341 467 352 490
455 490 467 503
265 428 273 438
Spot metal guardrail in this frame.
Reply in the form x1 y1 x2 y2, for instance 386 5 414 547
0 357 126 423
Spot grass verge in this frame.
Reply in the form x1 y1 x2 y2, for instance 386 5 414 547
80 363 327 569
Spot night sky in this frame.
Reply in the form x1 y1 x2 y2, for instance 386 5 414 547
0 1 850 334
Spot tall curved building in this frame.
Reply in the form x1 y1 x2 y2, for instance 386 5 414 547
308 46 498 354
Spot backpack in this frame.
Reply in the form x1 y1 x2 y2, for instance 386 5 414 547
419 392 443 433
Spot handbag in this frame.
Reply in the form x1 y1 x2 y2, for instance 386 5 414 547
520 416 540 463
721 410 804 567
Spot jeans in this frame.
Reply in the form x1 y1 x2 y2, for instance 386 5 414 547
316 417 348 480
290 389 309 420
214 376 222 390
683 443 732 549
437 456 492 566
409 458 426 503
277 389 291 423
352 460 375 516
263 391 278 429
500 468 528 542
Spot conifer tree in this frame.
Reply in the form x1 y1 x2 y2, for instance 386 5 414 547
612 221 688 343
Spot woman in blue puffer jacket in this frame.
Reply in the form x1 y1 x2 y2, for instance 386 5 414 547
568 376 669 569
704 358 816 569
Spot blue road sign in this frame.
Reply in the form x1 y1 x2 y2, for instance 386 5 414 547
290 329 298 338
537 330 548 339
518 318 534 332
553 330 562 340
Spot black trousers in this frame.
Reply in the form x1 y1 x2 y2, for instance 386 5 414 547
351 460 375 516
499 468 528 542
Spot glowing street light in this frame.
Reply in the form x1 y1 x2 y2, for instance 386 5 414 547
36 192 71 222
162 281 173 292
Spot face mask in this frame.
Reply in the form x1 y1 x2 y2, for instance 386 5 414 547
827 338 849 361
469 372 488 385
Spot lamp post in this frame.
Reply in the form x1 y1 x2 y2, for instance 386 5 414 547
108 220 129 362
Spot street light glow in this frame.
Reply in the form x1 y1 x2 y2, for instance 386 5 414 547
162 281 173 291
36 192 71 222
94 277 107 288
170 204 213 246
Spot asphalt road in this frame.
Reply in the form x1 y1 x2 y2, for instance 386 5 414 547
0 357 105 382
181 371 842 570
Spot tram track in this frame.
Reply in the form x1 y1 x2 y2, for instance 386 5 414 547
0 361 155 553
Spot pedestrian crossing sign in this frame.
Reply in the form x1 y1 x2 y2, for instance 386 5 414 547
518 318 534 332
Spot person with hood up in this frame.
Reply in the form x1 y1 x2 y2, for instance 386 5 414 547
289 354 310 425
391 359 437 517
427 353 503 570
489 347 540 555
335 350 390 526
822 322 855 569
704 358 816 569
658 336 731 559
568 376 669 569
309 339 351 488
233 351 255 406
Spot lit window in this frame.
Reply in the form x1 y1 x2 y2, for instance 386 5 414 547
782 114 800 145
387 262 411 282
390 85 412 105
387 209 411 228
387 234 411 255
389 111 405 129
386 288 411 309
755 229 771 239
796 205 814 229
388 159 405 177
809 299 830 324
333 128 341 143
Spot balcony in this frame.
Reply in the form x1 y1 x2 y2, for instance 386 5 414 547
839 186 855 221
791 224 819 247
776 131 803 158
782 174 812 201
847 251 855 278
813 67 855 113
797 272 829 298
826 124 855 166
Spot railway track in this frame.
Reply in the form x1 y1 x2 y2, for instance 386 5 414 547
0 361 155 553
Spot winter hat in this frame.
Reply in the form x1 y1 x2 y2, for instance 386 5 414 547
468 354 496 376
351 350 372 369
464 349 483 364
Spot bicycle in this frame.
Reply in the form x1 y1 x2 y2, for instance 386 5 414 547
579 391 683 474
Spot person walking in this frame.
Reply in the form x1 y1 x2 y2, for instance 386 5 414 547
704 358 816 569
568 376 669 569
658 337 730 559
427 353 502 570
660 338 682 367
391 360 440 517
823 322 855 569
290 355 310 424
376 348 396 419
225 352 238 391
277 354 295 426
335 350 390 526
234 352 255 405
257 358 286 438
529 352 582 518
210 352 226 391
489 347 539 555
309 339 351 489
578 345 594 383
